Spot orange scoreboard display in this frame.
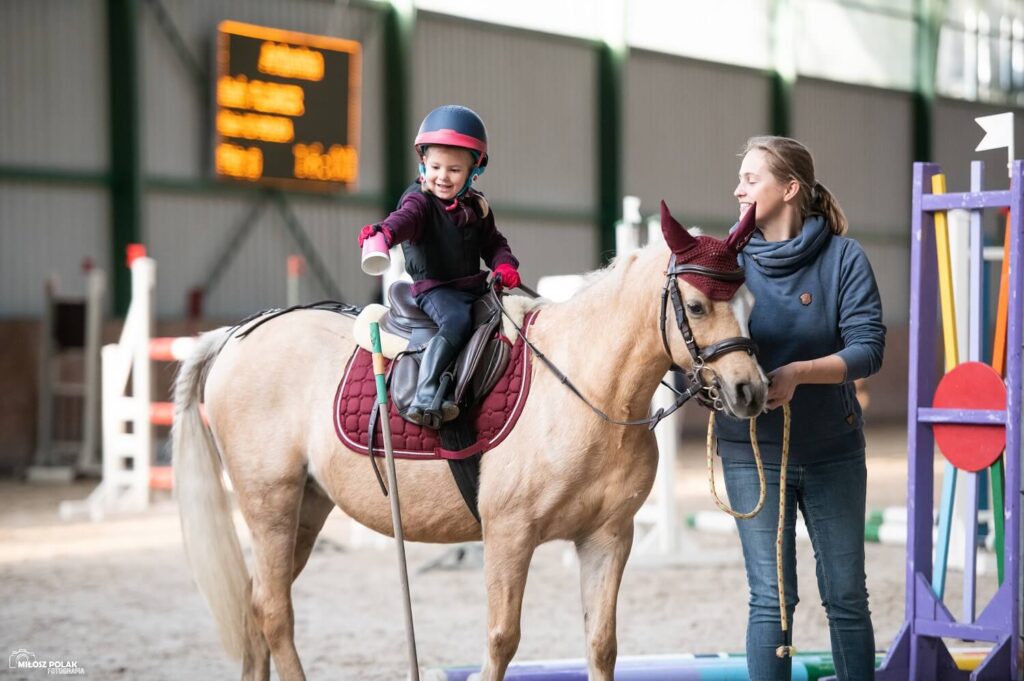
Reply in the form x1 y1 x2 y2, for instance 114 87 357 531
214 21 361 189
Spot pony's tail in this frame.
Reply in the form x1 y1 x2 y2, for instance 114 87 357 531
172 328 248 660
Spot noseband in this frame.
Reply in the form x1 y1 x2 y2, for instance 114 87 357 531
659 255 758 411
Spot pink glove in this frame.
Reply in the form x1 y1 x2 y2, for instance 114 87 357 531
494 263 521 290
358 224 392 248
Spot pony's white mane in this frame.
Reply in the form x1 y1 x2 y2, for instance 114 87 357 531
566 226 705 298
499 294 543 338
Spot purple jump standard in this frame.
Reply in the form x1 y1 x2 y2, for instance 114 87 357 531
875 161 1023 680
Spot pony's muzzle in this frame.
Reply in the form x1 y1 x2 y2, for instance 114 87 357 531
721 378 767 418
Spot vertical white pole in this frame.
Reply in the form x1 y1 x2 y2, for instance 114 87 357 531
646 204 680 555
98 343 122 519
615 196 642 255
652 385 679 553
131 258 155 511
286 255 303 308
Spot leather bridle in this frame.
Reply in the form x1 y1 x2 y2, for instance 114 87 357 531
490 256 760 431
659 254 758 411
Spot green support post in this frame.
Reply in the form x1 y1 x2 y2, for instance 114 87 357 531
108 0 142 315
383 3 413 212
913 0 944 162
770 73 792 138
597 42 623 264
769 0 795 137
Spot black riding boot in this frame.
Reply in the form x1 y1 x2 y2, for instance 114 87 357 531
403 335 460 429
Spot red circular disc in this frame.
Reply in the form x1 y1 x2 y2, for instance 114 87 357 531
932 361 1007 472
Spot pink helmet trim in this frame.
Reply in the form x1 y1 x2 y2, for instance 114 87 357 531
415 129 487 164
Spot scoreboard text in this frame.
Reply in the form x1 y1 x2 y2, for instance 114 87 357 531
214 21 361 189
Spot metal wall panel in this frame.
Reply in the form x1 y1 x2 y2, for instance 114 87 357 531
0 185 110 316
624 52 772 227
496 218 597 284
143 191 381 318
412 14 597 210
793 80 913 236
859 238 910 326
0 0 108 169
140 0 385 194
792 80 914 323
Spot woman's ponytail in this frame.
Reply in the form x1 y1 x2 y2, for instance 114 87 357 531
812 181 847 236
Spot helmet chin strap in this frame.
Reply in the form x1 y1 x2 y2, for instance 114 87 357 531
456 166 484 197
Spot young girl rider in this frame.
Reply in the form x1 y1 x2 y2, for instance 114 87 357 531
357 105 521 430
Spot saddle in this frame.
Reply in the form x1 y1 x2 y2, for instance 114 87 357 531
362 281 512 413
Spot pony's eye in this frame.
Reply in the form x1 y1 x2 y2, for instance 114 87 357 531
686 301 706 316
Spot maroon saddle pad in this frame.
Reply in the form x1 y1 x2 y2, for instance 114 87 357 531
333 312 538 460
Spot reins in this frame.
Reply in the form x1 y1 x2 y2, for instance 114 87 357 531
490 286 703 430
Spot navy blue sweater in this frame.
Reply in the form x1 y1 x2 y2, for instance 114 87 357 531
715 216 886 464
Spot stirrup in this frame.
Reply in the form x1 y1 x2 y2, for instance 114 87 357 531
421 401 460 430
402 406 426 425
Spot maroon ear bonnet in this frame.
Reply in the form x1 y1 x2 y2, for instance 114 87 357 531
659 201 758 301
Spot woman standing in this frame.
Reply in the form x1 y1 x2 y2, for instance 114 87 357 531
714 136 886 680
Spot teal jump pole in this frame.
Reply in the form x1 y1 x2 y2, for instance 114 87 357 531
370 321 420 680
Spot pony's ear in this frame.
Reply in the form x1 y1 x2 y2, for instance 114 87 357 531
726 203 757 252
660 200 698 254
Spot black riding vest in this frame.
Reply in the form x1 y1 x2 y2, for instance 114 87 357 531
399 183 485 283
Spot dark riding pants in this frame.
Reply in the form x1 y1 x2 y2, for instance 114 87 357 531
415 286 479 348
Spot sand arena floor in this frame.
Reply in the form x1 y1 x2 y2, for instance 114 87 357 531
0 425 999 680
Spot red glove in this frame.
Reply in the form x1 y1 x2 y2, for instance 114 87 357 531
493 263 521 290
358 224 392 248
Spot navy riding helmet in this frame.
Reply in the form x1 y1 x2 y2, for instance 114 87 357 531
415 105 488 195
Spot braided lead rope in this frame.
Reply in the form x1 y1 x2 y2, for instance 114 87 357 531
775 404 795 658
706 404 796 659
706 413 766 519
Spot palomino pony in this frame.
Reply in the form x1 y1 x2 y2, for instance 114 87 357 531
172 203 768 681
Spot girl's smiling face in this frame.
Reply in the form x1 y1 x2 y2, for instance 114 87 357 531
421 146 476 200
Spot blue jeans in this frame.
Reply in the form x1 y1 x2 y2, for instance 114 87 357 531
416 286 478 348
722 452 874 681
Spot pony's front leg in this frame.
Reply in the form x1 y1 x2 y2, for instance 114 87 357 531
478 525 536 681
575 518 634 680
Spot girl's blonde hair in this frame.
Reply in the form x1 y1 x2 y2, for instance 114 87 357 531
742 136 848 236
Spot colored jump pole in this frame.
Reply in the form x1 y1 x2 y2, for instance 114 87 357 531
930 172 958 598
369 321 420 680
989 210 1012 584
430 652 901 681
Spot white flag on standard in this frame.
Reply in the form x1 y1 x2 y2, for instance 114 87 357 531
975 112 1014 152
975 112 1015 177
